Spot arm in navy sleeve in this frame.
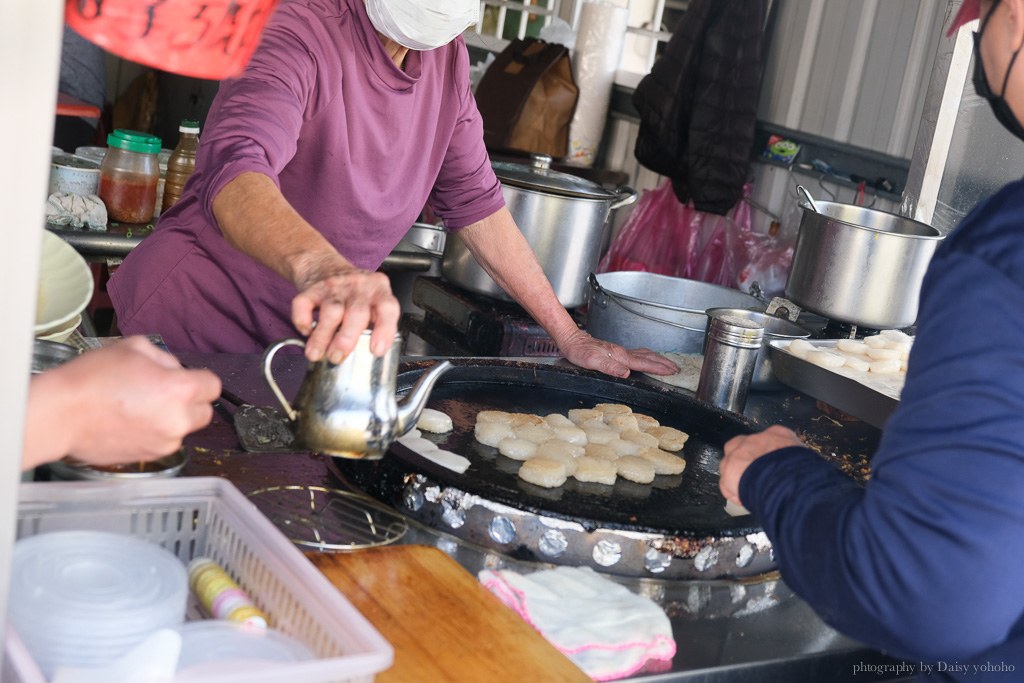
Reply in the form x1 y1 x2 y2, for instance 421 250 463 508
740 248 1024 662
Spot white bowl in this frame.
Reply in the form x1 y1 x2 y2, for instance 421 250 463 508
35 231 93 337
36 314 82 343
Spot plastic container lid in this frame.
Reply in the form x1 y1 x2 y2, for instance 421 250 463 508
106 129 162 155
175 621 315 673
179 119 201 134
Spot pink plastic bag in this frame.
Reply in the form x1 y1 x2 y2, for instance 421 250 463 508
597 181 702 277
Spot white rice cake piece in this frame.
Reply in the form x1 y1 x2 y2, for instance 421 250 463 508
616 455 656 484
607 438 643 457
584 443 618 461
633 413 660 431
404 428 422 439
535 442 581 475
568 408 603 425
418 448 470 474
476 410 514 425
638 447 687 475
606 414 640 433
863 334 890 348
536 439 585 460
865 346 899 360
787 339 816 358
582 424 618 444
398 435 470 473
843 355 871 373
879 329 914 344
398 436 439 453
869 358 902 375
518 457 568 488
806 349 845 369
513 423 556 444
497 437 538 461
620 429 659 449
594 403 632 417
836 339 868 355
724 500 751 517
509 413 546 428
647 426 689 452
572 456 617 485
544 413 575 429
552 425 587 445
417 408 453 434
474 421 515 447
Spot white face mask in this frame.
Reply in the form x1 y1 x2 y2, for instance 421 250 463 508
365 0 479 51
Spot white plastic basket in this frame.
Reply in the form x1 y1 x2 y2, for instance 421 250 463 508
5 477 393 683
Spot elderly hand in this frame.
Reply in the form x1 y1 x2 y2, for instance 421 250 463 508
719 425 804 506
291 265 401 363
24 337 222 470
558 329 679 378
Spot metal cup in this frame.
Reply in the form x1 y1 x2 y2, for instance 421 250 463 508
696 312 765 413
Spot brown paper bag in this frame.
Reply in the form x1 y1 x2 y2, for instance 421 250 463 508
475 38 579 158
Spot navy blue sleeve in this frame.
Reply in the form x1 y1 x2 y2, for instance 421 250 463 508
740 248 1024 662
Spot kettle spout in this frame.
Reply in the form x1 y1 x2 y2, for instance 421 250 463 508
395 360 453 436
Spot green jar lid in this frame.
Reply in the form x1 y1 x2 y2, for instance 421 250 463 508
106 129 162 154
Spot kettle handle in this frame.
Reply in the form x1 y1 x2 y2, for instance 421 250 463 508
262 338 306 421
611 186 638 210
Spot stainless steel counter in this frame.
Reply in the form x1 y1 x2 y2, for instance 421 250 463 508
46 224 437 273
163 352 907 683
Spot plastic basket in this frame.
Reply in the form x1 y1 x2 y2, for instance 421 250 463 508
5 477 393 683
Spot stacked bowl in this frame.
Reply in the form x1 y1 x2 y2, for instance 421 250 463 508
8 530 188 678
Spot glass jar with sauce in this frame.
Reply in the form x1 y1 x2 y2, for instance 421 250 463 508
99 130 162 224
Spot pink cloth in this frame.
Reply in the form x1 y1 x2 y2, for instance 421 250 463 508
109 0 504 354
479 567 676 681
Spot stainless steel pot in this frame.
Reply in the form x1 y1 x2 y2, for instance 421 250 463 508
586 272 762 354
442 155 636 308
389 223 446 318
786 199 943 328
703 308 810 390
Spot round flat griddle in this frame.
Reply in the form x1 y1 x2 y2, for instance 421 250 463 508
337 359 773 580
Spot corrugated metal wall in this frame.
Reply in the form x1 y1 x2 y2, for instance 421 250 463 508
605 0 951 235
759 0 946 159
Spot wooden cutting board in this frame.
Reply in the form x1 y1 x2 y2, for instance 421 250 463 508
309 546 590 683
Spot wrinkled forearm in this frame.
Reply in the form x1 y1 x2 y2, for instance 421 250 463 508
455 207 581 347
211 172 353 290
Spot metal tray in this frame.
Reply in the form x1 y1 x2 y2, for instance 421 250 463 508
768 340 901 428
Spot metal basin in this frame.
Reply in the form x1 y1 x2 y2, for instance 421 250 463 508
586 271 763 354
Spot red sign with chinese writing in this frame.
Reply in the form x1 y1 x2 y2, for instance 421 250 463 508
65 0 280 80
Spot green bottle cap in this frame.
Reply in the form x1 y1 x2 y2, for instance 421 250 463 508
106 129 162 154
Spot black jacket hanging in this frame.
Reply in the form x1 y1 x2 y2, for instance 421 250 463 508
632 0 768 215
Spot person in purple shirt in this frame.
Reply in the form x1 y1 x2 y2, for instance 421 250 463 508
720 0 1024 678
108 0 677 379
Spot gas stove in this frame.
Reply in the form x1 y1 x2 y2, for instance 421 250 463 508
401 277 583 357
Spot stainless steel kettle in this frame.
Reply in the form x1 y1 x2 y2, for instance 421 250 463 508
262 330 452 459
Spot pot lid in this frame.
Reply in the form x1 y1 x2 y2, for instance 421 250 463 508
492 155 618 200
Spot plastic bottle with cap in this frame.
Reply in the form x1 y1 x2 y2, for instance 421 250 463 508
98 129 162 224
161 120 201 213
188 557 269 629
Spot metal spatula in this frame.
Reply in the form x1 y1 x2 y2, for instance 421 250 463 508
217 387 297 453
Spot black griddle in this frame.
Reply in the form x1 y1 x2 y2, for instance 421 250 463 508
338 358 759 538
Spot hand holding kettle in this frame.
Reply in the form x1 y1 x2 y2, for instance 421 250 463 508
263 330 451 459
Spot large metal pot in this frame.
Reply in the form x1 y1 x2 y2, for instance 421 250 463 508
442 155 636 308
586 271 763 354
786 200 943 328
